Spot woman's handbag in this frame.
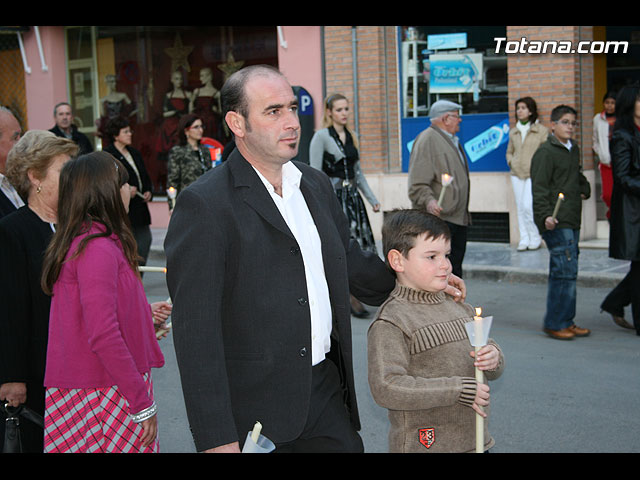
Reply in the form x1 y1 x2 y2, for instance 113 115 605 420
2 403 45 453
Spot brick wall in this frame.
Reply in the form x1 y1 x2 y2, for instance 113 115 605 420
506 26 595 170
322 25 596 173
323 26 401 173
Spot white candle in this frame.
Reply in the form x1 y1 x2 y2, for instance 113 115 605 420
474 307 484 453
138 266 167 273
167 187 177 209
437 173 453 207
552 193 564 221
251 421 262 442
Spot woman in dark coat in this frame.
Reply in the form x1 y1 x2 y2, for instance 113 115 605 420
103 117 154 267
600 85 640 335
0 131 78 452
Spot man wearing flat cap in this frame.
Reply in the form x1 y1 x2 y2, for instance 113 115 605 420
408 100 471 277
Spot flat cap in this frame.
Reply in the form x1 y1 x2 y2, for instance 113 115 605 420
429 100 462 119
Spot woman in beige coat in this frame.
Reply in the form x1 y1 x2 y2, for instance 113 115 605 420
506 97 548 250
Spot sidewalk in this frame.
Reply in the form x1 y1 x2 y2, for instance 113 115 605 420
149 224 629 289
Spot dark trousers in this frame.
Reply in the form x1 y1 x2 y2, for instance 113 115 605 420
445 221 468 278
274 359 363 453
601 260 640 333
132 224 152 266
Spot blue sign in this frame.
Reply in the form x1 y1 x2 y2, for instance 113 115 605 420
402 113 510 173
296 87 314 116
427 33 468 51
464 119 510 163
429 54 482 94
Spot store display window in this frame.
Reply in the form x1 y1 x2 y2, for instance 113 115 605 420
65 26 277 193
399 26 507 118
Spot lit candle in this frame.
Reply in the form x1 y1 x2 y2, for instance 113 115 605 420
138 266 167 273
474 307 484 453
167 187 177 209
437 173 453 207
552 193 564 221
251 421 262 443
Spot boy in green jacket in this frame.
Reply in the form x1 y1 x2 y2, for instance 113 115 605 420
530 105 591 340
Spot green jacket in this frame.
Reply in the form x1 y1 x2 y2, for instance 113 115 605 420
530 135 591 233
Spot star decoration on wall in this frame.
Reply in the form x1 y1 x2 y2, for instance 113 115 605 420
218 51 244 81
165 33 193 73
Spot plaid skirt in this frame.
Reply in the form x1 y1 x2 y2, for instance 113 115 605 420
44 373 158 453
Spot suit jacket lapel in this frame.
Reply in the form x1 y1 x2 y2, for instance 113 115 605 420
227 150 295 240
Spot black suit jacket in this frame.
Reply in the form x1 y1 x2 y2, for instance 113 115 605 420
0 190 18 219
164 149 394 451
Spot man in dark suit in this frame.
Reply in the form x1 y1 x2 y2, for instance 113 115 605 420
0 107 23 219
165 65 464 453
49 102 94 155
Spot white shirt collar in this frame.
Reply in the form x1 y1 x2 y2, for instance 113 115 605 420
252 161 302 197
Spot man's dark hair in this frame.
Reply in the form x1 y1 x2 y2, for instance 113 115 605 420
221 64 284 120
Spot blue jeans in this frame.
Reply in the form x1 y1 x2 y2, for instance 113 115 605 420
541 228 579 330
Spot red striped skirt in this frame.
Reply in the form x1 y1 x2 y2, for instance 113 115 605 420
44 373 159 453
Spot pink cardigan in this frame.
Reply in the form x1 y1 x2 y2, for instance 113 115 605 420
44 223 164 414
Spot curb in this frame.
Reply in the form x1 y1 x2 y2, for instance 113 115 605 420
463 264 625 289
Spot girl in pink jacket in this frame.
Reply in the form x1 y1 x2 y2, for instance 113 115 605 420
41 151 165 453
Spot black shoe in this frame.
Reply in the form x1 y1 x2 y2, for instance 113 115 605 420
601 309 634 330
351 308 370 318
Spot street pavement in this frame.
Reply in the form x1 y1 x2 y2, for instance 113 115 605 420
143 237 640 453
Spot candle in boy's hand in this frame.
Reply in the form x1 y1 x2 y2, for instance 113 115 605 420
551 193 564 221
437 174 453 207
251 421 262 443
474 307 484 453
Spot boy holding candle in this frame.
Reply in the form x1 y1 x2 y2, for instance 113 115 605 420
530 105 591 340
367 209 504 453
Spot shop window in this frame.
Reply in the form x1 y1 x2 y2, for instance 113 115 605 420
66 26 277 194
400 26 507 118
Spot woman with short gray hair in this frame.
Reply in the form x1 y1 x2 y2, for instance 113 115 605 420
0 130 78 452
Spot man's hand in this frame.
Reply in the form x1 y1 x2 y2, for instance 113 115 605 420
445 273 466 302
203 441 241 453
426 199 442 217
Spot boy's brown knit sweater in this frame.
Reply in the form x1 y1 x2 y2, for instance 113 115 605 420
367 282 505 453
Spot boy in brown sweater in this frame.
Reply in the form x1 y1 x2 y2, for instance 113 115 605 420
367 209 505 453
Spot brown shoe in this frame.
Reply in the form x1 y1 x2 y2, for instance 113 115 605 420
568 324 591 337
543 327 575 340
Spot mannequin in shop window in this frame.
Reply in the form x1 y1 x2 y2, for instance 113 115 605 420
190 67 223 143
97 74 137 147
157 70 191 155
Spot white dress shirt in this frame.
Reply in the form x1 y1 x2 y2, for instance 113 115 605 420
0 173 25 209
253 161 333 366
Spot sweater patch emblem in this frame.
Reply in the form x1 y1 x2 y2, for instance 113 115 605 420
419 428 435 449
